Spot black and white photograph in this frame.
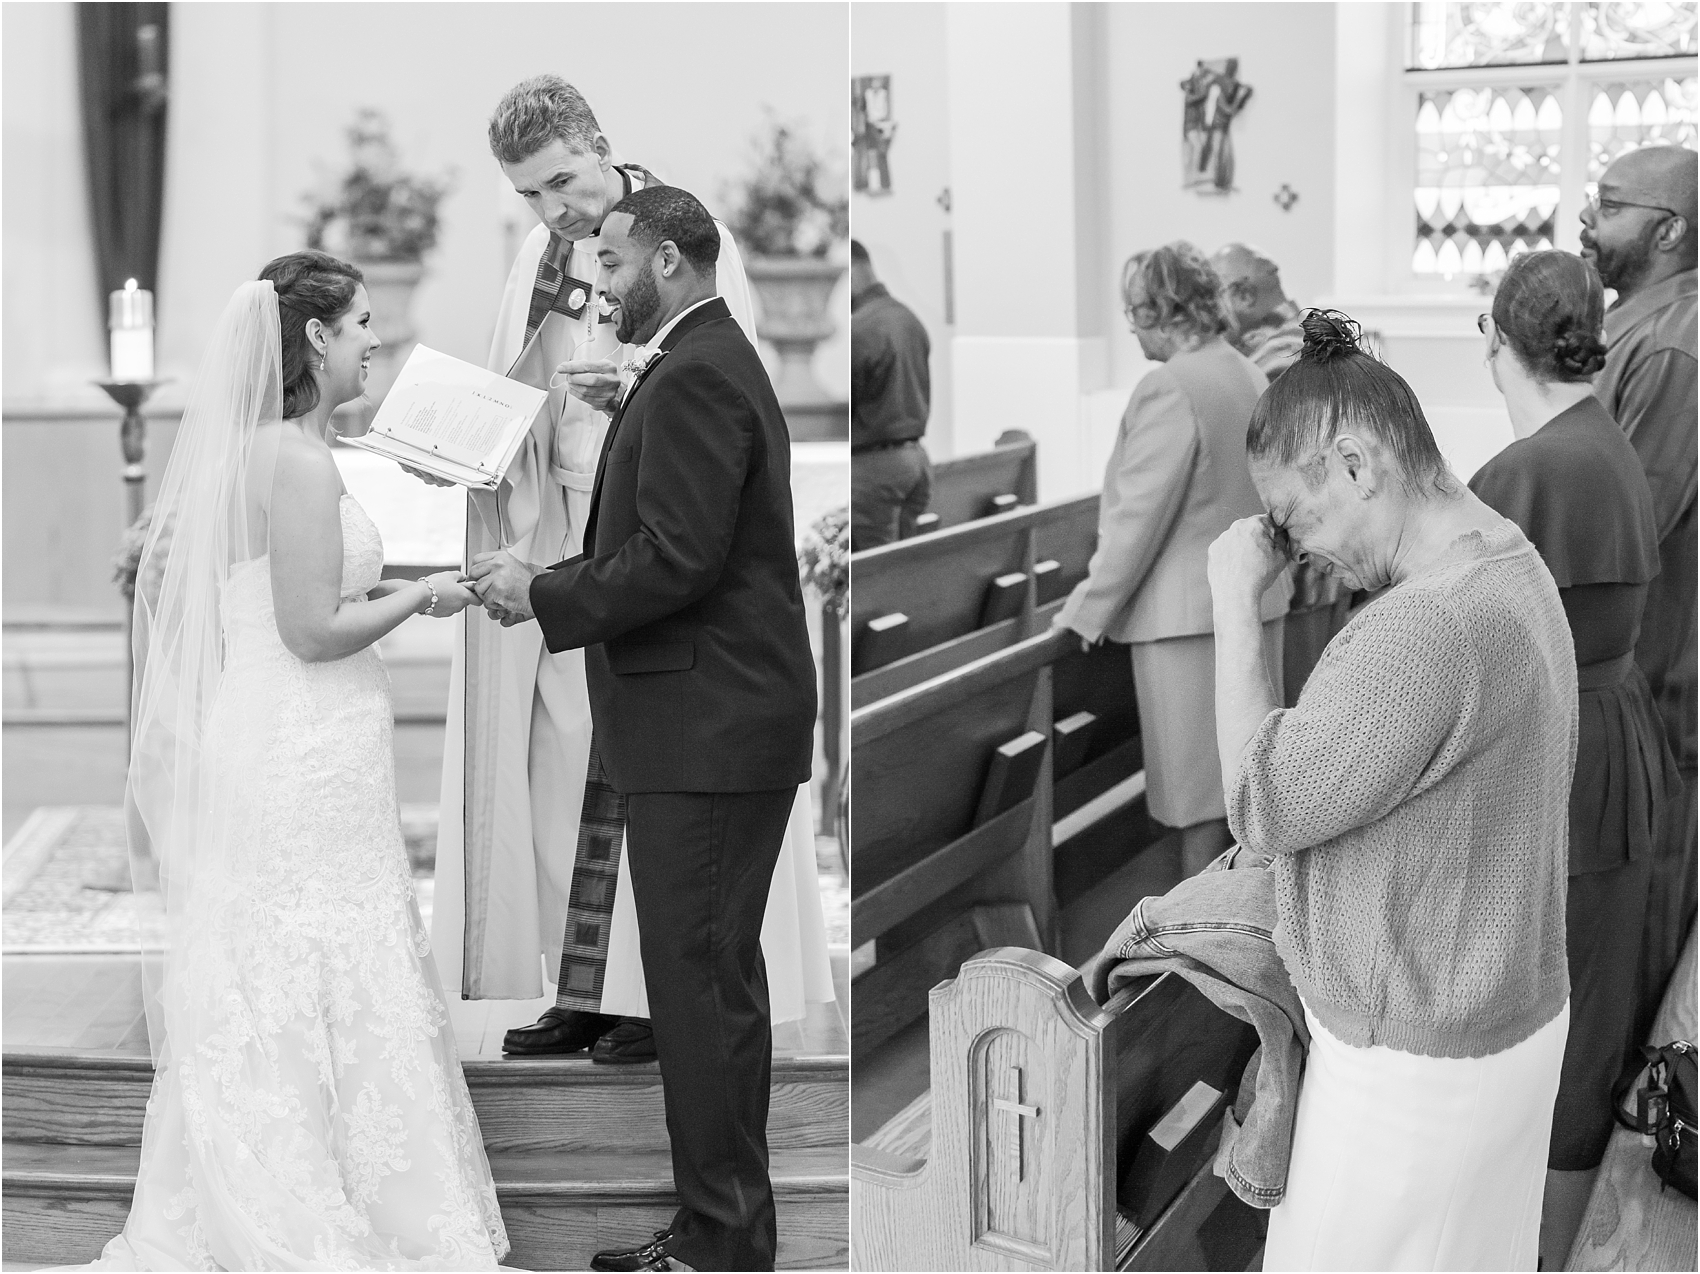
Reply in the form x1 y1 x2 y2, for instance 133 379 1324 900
848 2 1695 1270
3 2 849 1270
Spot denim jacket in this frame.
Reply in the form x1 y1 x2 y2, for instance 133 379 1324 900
1080 845 1308 1209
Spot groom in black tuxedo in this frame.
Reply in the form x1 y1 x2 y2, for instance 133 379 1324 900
468 185 817 1273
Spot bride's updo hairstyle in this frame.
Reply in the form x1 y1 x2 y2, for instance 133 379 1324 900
259 250 364 419
1247 309 1453 497
1491 249 1609 383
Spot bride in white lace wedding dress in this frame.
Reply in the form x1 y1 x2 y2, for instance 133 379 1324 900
97 255 508 1270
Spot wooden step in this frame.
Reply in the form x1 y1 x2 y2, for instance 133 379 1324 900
2 1049 849 1153
1 1142 849 1270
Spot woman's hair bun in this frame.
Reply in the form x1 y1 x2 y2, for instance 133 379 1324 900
1300 309 1363 362
1553 326 1608 378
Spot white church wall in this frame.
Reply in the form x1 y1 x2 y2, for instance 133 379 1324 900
850 1 955 457
1099 2 1339 397
1327 3 1514 482
2 1 847 624
945 2 1107 502
3 1 849 406
1 2 107 405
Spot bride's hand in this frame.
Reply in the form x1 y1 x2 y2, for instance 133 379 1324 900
400 462 458 489
421 571 479 617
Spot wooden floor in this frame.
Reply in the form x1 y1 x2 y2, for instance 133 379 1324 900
2 950 848 1060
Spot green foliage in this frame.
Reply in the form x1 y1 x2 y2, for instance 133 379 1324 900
726 110 849 258
302 109 456 262
797 506 849 613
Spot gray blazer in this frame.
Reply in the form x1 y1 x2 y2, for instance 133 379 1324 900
1059 337 1292 644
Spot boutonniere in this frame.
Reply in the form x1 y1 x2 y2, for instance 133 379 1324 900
619 347 665 379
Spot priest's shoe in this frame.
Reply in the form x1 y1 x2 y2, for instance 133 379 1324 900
590 1017 658 1064
589 1229 696 1271
500 1007 617 1055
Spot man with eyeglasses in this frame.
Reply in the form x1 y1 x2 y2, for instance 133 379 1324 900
1580 142 1697 1054
1212 242 1306 382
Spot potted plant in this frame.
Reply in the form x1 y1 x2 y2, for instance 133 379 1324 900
797 507 850 843
301 109 455 414
725 112 849 425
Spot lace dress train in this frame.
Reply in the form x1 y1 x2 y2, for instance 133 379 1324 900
94 497 508 1270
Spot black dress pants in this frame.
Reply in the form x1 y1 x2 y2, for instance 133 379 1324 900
1549 855 1655 1170
624 787 794 1272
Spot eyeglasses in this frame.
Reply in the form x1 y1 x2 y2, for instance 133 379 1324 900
1476 312 1491 334
1123 301 1160 329
1583 182 1682 219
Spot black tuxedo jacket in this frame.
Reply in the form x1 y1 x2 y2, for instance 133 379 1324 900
530 298 818 794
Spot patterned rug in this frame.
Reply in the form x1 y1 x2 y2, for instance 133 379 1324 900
2 805 849 952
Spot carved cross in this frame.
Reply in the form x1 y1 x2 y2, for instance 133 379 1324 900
993 1066 1042 1181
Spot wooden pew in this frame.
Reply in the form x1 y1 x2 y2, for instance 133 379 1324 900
852 629 1069 1058
851 495 1099 705
852 947 1266 1271
921 431 1039 534
851 629 1145 1059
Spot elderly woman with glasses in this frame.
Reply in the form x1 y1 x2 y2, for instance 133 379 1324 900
1470 249 1678 1269
1056 240 1291 872
1207 310 1575 1269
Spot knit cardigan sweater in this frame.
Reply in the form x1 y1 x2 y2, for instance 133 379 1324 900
1228 522 1577 1059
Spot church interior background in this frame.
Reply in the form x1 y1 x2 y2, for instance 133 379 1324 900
847 4 1696 1266
852 0 1697 501
2 0 849 1070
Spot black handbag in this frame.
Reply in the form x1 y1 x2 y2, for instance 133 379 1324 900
1612 1040 1696 1199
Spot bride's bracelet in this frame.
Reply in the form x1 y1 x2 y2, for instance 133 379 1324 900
421 578 439 617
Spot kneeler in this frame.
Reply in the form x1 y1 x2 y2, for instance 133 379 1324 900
553 741 627 1013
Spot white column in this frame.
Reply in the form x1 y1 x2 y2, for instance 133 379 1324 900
155 2 276 391
1 2 107 404
945 2 1108 501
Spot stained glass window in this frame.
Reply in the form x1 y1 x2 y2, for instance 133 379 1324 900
1588 76 1700 175
1579 2 1699 60
1408 2 1697 280
1414 87 1561 275
1409 2 1571 69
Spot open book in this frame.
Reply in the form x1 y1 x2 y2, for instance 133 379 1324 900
341 345 548 490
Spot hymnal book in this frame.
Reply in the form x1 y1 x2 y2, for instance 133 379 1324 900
978 570 1030 628
1118 1079 1227 1228
1113 1209 1145 1269
1053 710 1098 778
341 345 548 490
1033 558 1067 605
984 492 1020 517
972 730 1047 827
911 512 942 536
854 612 911 675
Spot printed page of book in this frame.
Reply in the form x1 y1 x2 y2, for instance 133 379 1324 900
350 345 547 484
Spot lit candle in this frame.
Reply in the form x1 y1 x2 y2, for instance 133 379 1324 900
109 278 154 382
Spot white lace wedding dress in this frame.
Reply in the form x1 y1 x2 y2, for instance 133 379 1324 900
96 496 509 1270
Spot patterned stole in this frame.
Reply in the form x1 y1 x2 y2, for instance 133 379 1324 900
524 234 570 346
554 743 628 1012
544 162 665 1016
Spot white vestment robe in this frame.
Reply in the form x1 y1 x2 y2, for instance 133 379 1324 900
431 177 835 1021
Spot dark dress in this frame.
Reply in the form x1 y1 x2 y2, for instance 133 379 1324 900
1470 394 1679 1171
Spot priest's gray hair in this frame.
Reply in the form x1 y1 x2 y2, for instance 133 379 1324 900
488 74 602 164
1122 241 1230 340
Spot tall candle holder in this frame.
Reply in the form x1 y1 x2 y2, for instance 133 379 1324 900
96 378 167 533
88 377 168 893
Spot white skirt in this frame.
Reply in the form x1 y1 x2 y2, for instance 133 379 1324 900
1263 999 1569 1272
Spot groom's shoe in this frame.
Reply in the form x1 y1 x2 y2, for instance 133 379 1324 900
500 1008 618 1056
589 1229 696 1271
590 1017 658 1065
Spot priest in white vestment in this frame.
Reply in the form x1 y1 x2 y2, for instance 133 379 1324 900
429 75 834 1060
